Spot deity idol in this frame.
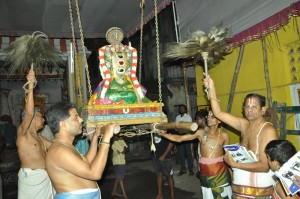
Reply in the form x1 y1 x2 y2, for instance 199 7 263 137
88 27 150 105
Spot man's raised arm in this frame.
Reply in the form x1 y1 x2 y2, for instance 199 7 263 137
204 75 246 132
18 69 36 135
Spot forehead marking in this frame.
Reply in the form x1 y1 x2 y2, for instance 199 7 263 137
247 98 254 107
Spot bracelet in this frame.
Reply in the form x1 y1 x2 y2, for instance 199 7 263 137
100 141 110 146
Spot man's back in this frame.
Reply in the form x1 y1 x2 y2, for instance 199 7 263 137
16 133 47 169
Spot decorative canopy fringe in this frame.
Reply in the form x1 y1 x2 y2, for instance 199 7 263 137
231 1 300 48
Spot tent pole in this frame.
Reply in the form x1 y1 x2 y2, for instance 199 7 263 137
262 37 272 107
227 45 245 113
182 62 191 115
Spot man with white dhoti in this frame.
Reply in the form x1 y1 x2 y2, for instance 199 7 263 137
204 76 279 198
17 69 54 199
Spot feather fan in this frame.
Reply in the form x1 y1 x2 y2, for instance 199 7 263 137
3 31 63 74
163 27 232 67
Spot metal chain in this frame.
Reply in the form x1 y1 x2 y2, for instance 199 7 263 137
118 127 162 138
153 0 164 123
138 0 145 82
83 123 162 138
74 0 93 98
154 0 162 104
68 0 83 106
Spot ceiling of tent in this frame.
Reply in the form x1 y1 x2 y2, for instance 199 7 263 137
176 0 298 41
0 0 169 38
0 0 298 39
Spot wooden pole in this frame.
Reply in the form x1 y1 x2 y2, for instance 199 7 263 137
134 122 198 132
227 45 245 113
262 37 272 107
201 52 210 100
155 122 198 132
295 17 300 40
85 124 121 136
182 62 191 115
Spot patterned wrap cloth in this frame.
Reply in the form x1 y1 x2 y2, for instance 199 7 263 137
199 156 232 199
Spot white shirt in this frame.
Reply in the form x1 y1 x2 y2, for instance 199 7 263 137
175 113 193 134
175 113 192 122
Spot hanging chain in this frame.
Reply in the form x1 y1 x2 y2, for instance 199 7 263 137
68 0 83 106
118 127 162 138
83 123 163 138
154 0 162 104
153 0 164 123
138 0 145 82
74 0 93 98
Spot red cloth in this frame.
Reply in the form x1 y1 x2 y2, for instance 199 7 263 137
200 161 228 177
231 2 300 48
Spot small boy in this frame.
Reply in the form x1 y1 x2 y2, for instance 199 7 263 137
265 140 299 199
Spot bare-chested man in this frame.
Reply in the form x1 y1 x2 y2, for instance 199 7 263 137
204 75 279 198
16 69 54 199
45 101 118 199
161 111 232 199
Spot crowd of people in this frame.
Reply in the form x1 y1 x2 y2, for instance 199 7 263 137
2 69 299 199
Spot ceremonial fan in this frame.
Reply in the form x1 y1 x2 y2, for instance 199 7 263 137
163 27 232 99
3 31 62 92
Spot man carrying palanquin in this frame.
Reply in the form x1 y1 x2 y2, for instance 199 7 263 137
161 110 232 199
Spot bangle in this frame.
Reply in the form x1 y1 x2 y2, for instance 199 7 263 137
100 141 110 146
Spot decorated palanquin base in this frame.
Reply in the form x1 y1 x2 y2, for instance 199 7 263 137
81 103 168 126
82 27 168 127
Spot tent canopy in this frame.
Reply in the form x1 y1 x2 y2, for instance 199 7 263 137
0 0 298 39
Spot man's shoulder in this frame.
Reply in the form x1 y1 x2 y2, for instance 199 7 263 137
221 130 228 137
185 114 192 120
16 130 37 140
255 122 278 146
261 122 277 134
196 129 205 136
47 144 83 166
47 143 69 157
